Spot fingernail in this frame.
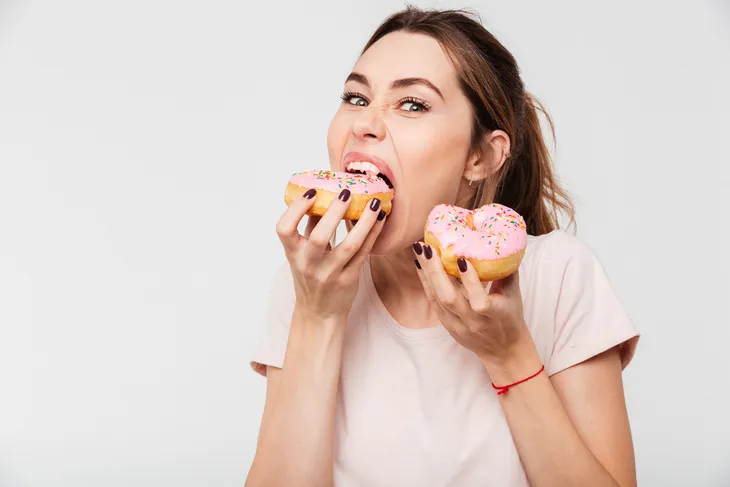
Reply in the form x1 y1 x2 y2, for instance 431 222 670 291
339 189 351 202
369 198 381 211
303 189 316 199
412 242 422 255
377 209 386 221
424 245 433 260
414 259 422 270
458 258 467 273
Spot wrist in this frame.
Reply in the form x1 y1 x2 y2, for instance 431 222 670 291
293 305 349 329
286 307 347 380
479 326 543 386
290 306 348 356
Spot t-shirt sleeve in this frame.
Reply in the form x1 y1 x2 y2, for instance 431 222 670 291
546 233 640 376
249 262 296 377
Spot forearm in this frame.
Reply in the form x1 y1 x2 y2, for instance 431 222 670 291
247 308 346 487
482 338 621 487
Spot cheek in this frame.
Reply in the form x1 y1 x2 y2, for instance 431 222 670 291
394 117 472 182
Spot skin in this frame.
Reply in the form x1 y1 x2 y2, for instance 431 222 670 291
246 31 636 487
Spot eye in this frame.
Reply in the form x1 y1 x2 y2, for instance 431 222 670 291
341 92 368 107
398 97 431 113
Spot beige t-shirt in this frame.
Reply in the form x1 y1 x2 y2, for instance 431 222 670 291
250 230 640 487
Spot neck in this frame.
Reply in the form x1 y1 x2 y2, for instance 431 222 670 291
369 246 441 329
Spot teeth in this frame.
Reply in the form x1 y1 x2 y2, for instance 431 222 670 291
346 161 380 177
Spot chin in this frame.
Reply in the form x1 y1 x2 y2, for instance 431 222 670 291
369 234 393 256
369 217 411 256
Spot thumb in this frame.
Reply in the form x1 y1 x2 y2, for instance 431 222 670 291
489 269 520 297
481 292 511 319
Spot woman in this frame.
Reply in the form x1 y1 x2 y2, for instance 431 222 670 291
246 7 639 487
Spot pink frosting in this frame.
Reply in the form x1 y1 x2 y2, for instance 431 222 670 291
289 170 392 195
426 203 528 260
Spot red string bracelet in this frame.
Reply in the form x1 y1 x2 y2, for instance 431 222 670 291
491 365 545 396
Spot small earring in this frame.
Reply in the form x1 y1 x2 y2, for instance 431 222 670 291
468 175 474 187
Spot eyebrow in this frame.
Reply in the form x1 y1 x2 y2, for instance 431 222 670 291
345 72 445 101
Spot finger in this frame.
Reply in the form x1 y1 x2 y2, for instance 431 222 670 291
303 215 321 238
489 269 520 297
276 189 317 254
332 198 383 266
412 244 436 303
456 258 492 316
484 270 522 319
340 206 386 277
303 215 333 251
303 188 353 262
412 248 462 331
419 243 468 315
413 252 452 314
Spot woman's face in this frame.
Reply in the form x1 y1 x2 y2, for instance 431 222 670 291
327 31 477 255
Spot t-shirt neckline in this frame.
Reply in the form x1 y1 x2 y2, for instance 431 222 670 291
363 259 452 341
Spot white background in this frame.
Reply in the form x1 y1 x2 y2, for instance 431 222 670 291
1 0 729 485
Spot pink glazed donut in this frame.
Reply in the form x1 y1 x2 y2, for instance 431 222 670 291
424 203 528 281
284 170 393 220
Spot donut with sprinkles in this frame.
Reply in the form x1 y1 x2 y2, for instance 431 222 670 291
423 203 527 281
285 169 393 221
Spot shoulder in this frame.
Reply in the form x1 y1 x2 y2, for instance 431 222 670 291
263 261 297 326
523 229 603 279
249 262 296 376
523 230 639 374
520 229 629 332
260 260 295 307
527 228 595 257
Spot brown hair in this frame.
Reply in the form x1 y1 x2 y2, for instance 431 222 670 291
362 6 575 235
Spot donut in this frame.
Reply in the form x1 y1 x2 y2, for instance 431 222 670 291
424 203 528 281
285 169 393 220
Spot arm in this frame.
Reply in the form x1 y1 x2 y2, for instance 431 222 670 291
246 309 346 487
412 240 637 487
246 187 387 487
482 336 636 487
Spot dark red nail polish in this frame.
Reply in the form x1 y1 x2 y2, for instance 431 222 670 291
377 209 386 221
303 188 316 199
458 258 467 273
414 259 422 270
339 189 351 202
424 245 433 260
370 198 381 211
412 242 422 255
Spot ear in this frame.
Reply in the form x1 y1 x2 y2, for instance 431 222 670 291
463 130 511 184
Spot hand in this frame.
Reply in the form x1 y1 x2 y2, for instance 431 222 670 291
413 242 539 374
276 188 387 321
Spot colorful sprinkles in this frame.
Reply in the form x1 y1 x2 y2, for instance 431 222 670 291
288 169 391 195
426 203 527 260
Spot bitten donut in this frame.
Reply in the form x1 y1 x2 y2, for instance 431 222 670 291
424 203 528 281
285 169 393 220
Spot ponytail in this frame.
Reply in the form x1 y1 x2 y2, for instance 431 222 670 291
491 92 575 235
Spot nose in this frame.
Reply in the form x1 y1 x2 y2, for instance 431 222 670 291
351 105 387 141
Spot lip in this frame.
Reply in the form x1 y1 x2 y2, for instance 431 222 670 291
342 151 396 190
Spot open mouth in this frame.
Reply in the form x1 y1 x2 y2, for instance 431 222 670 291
345 161 394 189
